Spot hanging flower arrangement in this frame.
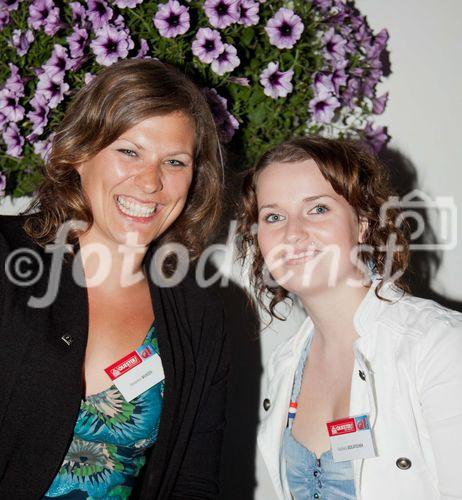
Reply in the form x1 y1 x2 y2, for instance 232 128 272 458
0 0 390 197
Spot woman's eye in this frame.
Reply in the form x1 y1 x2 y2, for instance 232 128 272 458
265 213 285 223
310 204 329 215
117 148 137 158
165 159 187 167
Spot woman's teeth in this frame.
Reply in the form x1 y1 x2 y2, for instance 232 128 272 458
116 196 157 218
286 250 319 261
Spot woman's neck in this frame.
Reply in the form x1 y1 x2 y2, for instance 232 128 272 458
298 278 370 351
77 230 149 292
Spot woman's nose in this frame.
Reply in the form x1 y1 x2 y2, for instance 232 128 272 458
284 217 308 243
134 162 163 193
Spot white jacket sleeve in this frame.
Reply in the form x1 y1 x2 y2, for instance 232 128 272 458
417 320 462 499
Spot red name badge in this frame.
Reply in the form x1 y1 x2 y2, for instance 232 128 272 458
104 345 164 402
105 352 143 381
326 414 376 462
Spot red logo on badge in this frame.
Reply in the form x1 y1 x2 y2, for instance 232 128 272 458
140 346 153 359
327 418 357 437
105 351 142 380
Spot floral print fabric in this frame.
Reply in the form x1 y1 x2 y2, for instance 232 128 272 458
44 323 163 499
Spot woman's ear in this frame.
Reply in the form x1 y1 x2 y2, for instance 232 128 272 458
358 216 369 244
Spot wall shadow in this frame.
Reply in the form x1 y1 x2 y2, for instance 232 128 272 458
379 148 462 311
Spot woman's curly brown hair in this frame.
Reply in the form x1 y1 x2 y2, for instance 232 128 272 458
22 58 223 269
236 136 410 320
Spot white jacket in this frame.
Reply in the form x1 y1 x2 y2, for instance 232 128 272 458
257 280 462 500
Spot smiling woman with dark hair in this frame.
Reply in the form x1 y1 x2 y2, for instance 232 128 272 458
0 58 228 499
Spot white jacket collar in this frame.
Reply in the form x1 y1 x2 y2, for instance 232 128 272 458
287 278 406 356
353 277 406 337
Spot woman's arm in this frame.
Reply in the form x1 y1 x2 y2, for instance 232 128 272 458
417 319 462 498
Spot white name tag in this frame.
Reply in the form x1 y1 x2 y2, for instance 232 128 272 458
104 344 164 402
327 414 377 462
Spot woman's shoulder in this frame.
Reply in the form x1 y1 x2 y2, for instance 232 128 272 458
382 289 462 339
0 214 38 250
376 290 462 369
177 264 225 313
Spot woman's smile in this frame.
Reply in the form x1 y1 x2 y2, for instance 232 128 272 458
114 194 163 223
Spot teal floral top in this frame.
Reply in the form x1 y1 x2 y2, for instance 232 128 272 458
44 323 164 499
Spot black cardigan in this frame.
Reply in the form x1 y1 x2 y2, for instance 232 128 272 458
0 215 229 499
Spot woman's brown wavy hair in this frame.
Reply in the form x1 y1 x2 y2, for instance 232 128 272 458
23 58 223 266
236 136 410 319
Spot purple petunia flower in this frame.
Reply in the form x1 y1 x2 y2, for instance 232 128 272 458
0 64 25 123
0 172 6 197
322 27 347 61
308 94 340 123
228 76 250 86
33 133 54 161
0 90 25 123
364 122 388 153
90 24 134 66
238 0 259 26
211 43 240 75
3 123 24 158
86 0 113 30
1 0 20 11
201 87 238 143
204 0 240 30
27 93 50 137
259 62 294 99
192 28 224 64
0 9 10 30
331 61 348 95
11 29 35 57
84 72 95 85
312 72 335 98
217 111 239 143
28 0 62 36
66 28 89 60
354 22 372 47
42 44 71 82
70 1 87 26
36 73 69 109
113 0 143 7
361 74 379 99
135 38 150 59
372 92 388 115
342 77 359 107
312 0 332 13
112 13 126 29
4 63 25 97
328 2 349 25
0 111 7 129
153 1 190 39
202 87 228 123
265 7 304 50
367 28 388 60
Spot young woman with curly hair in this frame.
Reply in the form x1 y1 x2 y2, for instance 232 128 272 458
237 136 462 500
0 58 228 499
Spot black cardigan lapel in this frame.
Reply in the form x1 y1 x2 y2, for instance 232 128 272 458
140 249 196 497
